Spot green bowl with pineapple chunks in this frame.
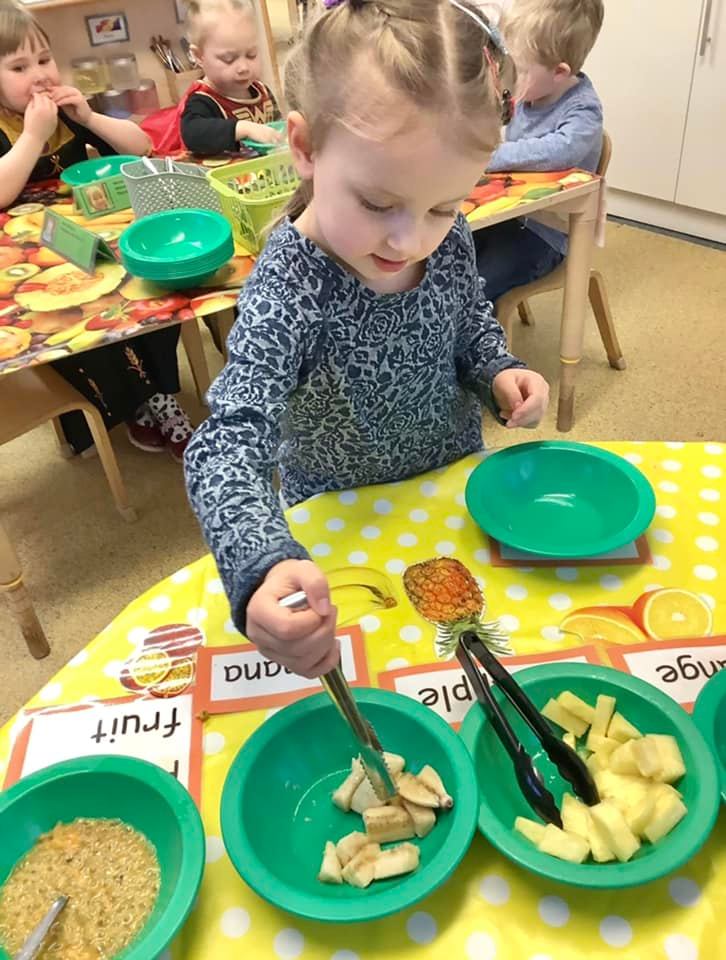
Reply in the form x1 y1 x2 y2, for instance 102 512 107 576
459 662 720 888
220 687 479 922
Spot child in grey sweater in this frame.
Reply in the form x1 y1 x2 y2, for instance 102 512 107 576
475 0 604 304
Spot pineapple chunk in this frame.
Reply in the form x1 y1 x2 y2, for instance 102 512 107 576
588 817 616 862
541 698 589 737
624 791 657 838
561 793 590 841
632 737 663 779
514 816 547 845
586 751 609 774
318 841 343 884
590 801 640 862
590 694 617 739
537 823 590 863
557 691 596 725
643 792 687 843
586 732 621 756
608 712 642 743
609 740 640 776
647 735 686 784
562 732 577 751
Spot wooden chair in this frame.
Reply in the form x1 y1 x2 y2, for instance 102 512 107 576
494 132 626 371
0 365 136 658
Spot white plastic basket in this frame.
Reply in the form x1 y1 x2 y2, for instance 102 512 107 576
121 159 222 219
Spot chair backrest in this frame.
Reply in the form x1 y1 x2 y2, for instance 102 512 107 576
597 130 612 176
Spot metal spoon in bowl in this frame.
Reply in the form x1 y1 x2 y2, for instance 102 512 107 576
14 895 68 960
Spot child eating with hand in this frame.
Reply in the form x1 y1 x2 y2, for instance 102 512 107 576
181 0 282 155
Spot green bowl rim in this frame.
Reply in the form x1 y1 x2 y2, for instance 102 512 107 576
0 754 205 959
60 155 141 186
465 441 657 558
220 687 479 923
693 668 726 803
459 662 720 889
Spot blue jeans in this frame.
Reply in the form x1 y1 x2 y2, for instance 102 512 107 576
473 219 564 305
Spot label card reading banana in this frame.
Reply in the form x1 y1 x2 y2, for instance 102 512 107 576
3 693 203 802
605 636 726 711
195 626 369 715
378 646 602 728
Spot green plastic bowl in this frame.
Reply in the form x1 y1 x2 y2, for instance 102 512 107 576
119 208 233 265
60 155 140 186
0 755 204 958
459 662 720 889
243 119 287 154
465 441 656 558
693 669 726 802
221 688 478 923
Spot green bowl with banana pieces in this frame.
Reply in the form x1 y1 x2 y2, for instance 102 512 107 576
220 687 478 922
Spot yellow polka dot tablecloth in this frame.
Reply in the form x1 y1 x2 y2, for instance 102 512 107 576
1 441 724 960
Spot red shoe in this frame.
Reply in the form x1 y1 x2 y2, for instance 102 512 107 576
126 419 166 453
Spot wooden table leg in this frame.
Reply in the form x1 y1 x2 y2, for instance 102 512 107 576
557 200 598 431
180 319 211 406
0 520 50 659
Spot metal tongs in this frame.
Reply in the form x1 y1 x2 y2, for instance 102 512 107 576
457 632 599 826
279 591 396 802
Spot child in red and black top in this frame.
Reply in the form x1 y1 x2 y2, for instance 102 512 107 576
181 0 282 156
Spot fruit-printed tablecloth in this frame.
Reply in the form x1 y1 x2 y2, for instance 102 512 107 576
1 440 723 960
0 177 254 376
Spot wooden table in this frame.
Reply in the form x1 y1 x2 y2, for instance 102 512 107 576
1 440 723 959
466 173 603 431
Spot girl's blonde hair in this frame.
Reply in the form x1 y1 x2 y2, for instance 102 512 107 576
280 0 515 223
185 0 255 48
0 1 49 59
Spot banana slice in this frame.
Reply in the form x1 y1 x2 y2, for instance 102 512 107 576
363 805 415 843
318 841 343 884
332 759 365 811
396 772 440 808
401 799 436 838
418 765 454 809
350 775 389 814
373 842 420 880
341 842 380 888
383 752 406 777
336 831 368 866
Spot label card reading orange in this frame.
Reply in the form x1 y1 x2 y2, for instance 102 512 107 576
3 693 203 803
195 626 369 715
378 646 602 728
605 636 726 711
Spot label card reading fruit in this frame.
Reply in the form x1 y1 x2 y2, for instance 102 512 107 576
605 636 726 711
41 209 119 275
378 646 602 728
489 534 652 567
3 694 203 803
195 626 369 715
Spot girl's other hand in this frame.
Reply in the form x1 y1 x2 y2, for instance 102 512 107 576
493 367 550 428
246 559 339 678
49 85 92 125
237 120 283 144
23 93 58 145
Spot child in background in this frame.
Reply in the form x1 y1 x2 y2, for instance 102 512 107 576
181 0 282 155
184 0 549 679
0 2 194 461
474 0 604 304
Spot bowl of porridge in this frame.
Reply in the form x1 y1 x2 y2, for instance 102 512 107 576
0 755 204 959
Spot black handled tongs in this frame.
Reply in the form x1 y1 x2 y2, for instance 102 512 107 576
457 632 599 825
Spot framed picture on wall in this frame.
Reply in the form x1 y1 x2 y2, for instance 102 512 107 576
85 13 130 46
174 0 189 24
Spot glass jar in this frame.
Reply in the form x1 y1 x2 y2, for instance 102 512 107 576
71 57 106 95
105 54 140 92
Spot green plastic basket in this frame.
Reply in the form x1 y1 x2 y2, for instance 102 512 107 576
207 151 299 253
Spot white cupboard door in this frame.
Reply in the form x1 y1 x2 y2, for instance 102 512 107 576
676 0 726 214
586 1 704 201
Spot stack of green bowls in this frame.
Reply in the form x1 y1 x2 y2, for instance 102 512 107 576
119 208 234 289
